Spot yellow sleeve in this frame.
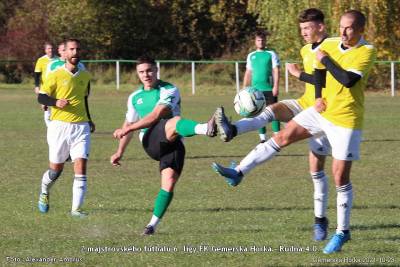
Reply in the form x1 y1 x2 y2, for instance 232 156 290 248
40 71 57 96
34 58 42 72
346 46 377 77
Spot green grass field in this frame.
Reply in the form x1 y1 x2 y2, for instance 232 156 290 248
0 85 399 266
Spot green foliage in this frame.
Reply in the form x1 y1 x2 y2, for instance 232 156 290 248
247 0 400 60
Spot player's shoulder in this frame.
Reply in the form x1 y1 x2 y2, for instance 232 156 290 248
247 50 257 58
128 86 144 100
320 37 341 47
158 80 178 91
357 38 375 52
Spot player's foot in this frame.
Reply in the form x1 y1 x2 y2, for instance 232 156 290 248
71 209 88 218
142 225 155 236
314 219 329 241
260 140 266 143
323 231 351 254
38 193 49 213
206 111 217 137
212 162 243 187
215 107 236 142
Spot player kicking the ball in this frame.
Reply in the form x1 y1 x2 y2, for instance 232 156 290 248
111 55 218 235
213 10 376 254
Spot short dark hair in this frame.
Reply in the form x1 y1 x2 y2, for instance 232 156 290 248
255 29 267 39
136 55 156 66
343 10 366 29
64 38 80 46
298 8 324 23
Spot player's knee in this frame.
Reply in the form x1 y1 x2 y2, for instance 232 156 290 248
48 169 62 181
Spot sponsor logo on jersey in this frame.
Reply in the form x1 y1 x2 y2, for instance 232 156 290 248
137 98 143 105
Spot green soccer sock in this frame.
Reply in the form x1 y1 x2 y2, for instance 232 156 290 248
258 127 267 134
153 189 174 219
176 118 199 137
272 120 280 132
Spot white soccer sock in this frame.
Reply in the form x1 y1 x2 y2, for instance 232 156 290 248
72 175 87 211
194 123 208 135
41 170 58 194
148 215 161 229
237 138 280 175
235 107 275 135
311 171 329 218
259 134 266 141
336 183 353 232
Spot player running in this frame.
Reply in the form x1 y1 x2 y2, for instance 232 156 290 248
37 39 95 217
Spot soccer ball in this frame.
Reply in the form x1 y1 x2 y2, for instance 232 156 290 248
234 87 266 117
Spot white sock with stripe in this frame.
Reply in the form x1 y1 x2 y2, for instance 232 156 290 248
72 175 87 211
336 183 353 232
311 171 329 219
234 107 275 135
237 138 280 175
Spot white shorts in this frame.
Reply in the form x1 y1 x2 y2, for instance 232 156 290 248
47 120 91 163
280 99 331 156
293 107 362 161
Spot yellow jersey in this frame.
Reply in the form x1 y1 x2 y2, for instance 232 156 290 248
297 43 323 109
40 66 91 123
318 37 376 129
34 55 53 86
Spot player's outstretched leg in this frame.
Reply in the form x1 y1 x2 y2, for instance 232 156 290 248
173 111 218 138
323 231 351 254
212 162 243 187
215 107 237 142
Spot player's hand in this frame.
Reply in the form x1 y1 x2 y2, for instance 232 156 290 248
113 128 127 139
314 98 326 113
34 87 40 95
316 49 328 62
56 99 69 109
286 63 301 78
89 121 96 133
40 105 48 111
110 152 122 166
272 87 279 97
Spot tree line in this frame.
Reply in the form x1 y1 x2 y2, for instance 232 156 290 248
0 0 399 61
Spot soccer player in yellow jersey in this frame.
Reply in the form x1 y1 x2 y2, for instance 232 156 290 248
213 10 376 254
37 39 95 217
34 42 56 126
213 9 331 241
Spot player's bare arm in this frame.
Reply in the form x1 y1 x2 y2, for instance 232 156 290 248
272 67 280 96
243 69 252 88
114 104 171 139
110 121 134 166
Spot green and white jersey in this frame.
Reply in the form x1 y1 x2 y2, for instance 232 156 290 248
246 49 280 91
126 80 181 139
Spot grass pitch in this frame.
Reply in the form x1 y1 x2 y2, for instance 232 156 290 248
0 85 399 266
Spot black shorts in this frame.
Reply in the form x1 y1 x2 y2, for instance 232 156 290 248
142 119 185 175
262 91 278 106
